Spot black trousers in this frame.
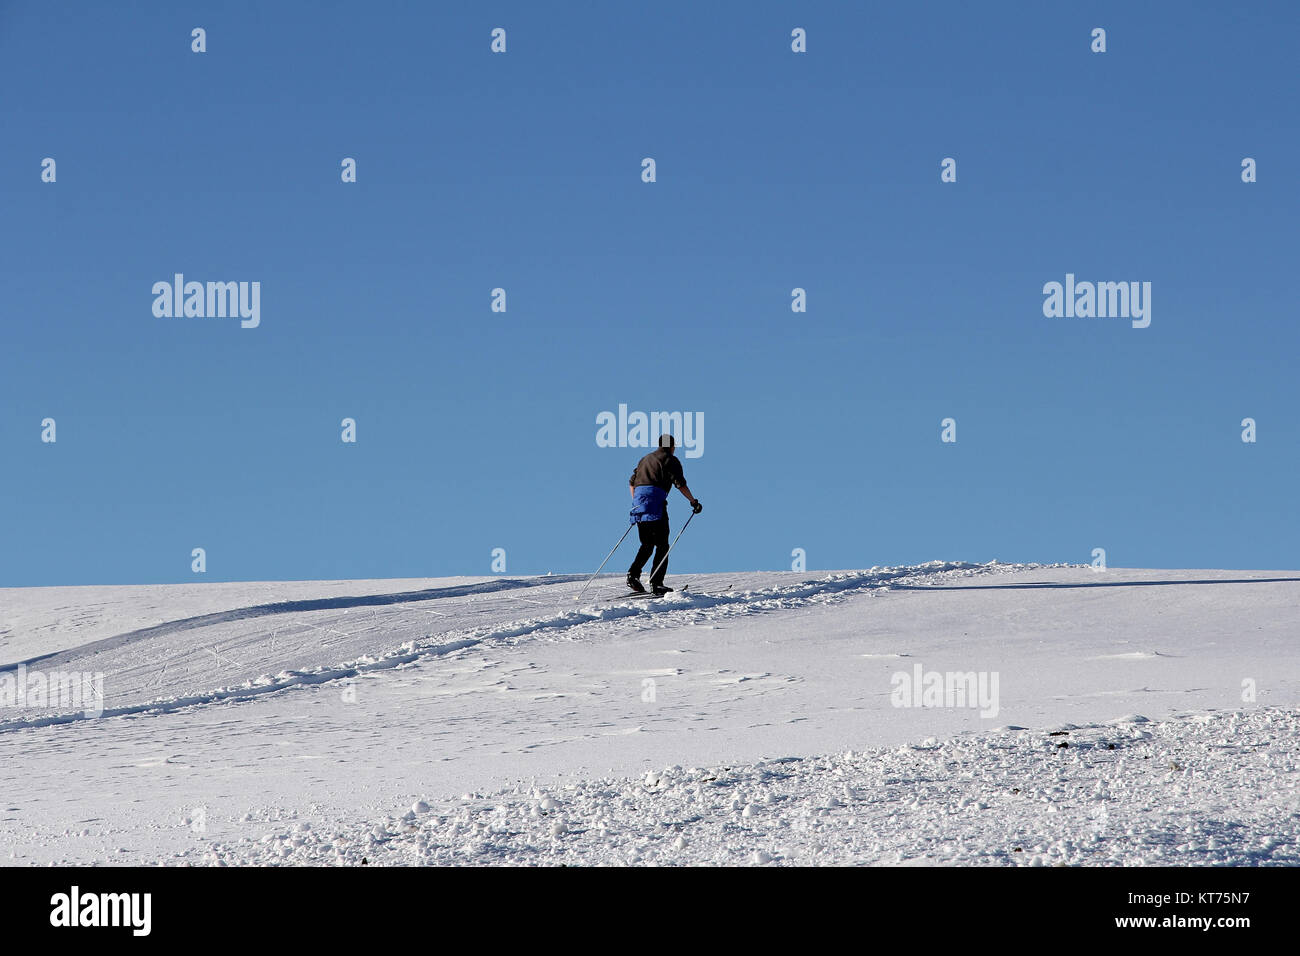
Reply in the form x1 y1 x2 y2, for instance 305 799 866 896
628 518 670 586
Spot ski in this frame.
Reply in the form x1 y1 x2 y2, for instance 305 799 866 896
618 585 689 600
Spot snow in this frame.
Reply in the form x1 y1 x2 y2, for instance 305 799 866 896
1 561 1297 865
218 707 1296 867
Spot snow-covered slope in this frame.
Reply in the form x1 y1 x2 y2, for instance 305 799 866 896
1 562 1297 865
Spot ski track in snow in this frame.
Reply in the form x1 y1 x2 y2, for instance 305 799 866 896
0 561 1022 732
183 707 1300 867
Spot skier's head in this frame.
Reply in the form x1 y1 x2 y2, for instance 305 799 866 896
657 433 676 454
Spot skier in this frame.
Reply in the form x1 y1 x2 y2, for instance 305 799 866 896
627 434 701 594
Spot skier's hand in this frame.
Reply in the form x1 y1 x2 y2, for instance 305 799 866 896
691 499 703 514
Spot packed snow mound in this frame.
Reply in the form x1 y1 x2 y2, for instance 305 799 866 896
184 707 1300 867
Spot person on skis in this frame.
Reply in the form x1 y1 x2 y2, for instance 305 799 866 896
627 434 701 595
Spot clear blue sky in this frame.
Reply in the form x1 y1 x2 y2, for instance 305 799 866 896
2 1 1297 586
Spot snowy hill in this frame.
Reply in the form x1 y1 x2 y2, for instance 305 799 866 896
1 561 1297 865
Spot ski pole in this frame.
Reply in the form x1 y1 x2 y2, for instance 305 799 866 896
647 509 696 585
572 522 635 604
